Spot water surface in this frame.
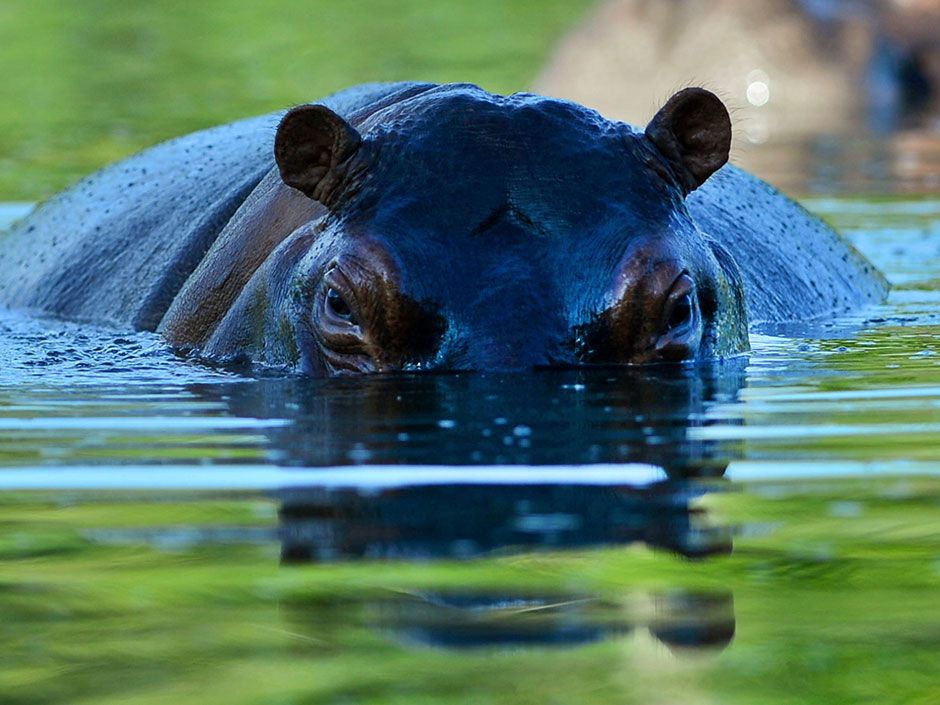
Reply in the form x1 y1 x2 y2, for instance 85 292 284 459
1 185 939 704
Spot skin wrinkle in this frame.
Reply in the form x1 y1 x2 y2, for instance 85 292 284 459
469 202 551 239
158 171 323 347
308 245 448 371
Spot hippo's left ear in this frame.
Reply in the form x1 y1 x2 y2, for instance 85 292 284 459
645 88 731 195
274 105 362 204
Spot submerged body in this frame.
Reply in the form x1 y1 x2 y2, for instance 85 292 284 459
0 82 886 374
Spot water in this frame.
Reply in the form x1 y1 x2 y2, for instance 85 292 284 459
1 188 938 703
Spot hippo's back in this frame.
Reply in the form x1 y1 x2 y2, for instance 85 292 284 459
0 82 430 330
0 113 278 330
690 165 888 323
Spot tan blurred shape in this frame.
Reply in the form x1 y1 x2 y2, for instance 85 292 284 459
534 0 940 186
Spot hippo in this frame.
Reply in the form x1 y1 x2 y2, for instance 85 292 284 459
0 82 887 374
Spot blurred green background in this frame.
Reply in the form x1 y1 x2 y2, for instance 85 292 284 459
0 0 592 200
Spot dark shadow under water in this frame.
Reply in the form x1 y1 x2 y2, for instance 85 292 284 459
234 365 747 653
191 361 749 470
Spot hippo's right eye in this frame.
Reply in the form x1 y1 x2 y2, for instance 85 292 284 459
326 287 357 324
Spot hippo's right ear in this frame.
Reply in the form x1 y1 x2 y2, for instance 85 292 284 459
274 105 362 204
645 88 731 195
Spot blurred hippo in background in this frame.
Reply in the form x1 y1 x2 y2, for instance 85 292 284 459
0 82 886 375
536 0 940 180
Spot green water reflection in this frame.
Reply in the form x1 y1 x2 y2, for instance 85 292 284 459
3 192 938 703
1 479 937 705
0 192 939 703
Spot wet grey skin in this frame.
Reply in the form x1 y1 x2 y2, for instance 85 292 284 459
0 82 887 375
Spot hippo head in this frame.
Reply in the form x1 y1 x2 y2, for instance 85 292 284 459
207 85 748 375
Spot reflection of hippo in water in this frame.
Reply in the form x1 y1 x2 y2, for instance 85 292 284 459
360 590 735 653
0 82 886 374
205 365 746 468
277 481 732 562
278 480 736 652
282 586 736 654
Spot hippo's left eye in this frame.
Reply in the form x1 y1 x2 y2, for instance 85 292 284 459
326 287 357 325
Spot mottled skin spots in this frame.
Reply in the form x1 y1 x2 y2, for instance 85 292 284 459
0 82 887 375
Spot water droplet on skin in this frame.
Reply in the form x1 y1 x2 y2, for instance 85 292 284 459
437 419 456 429
512 425 532 437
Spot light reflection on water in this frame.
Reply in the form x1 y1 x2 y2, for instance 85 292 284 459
1 157 939 703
